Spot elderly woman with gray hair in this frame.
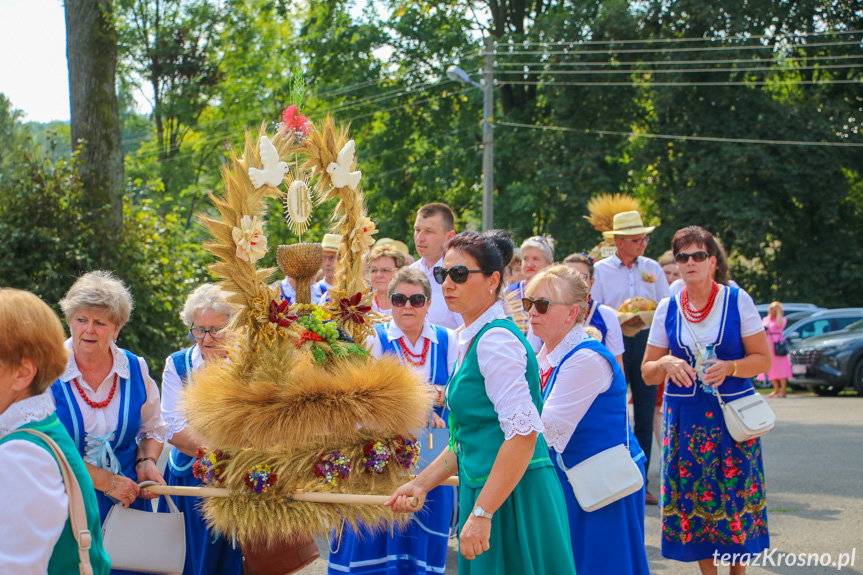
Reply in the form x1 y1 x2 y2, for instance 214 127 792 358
158 283 243 575
50 272 167 536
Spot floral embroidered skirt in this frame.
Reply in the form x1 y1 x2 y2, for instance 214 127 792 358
660 393 770 562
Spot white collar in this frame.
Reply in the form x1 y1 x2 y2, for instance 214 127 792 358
544 326 591 367
387 320 439 345
61 338 130 384
419 255 445 273
457 300 507 346
0 393 56 439
612 252 643 269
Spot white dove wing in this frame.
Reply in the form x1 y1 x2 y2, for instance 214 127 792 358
259 136 280 168
336 140 356 168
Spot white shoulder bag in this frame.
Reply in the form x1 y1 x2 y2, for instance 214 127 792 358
101 480 186 573
555 405 644 512
679 307 775 443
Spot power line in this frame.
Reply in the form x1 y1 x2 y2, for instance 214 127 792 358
499 79 861 87
491 39 862 56
494 54 863 68
496 121 863 148
494 63 863 76
339 86 475 123
497 29 863 47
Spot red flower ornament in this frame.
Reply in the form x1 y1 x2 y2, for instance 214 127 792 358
269 299 298 327
340 292 372 324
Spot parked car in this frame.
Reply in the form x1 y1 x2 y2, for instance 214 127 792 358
789 319 863 396
784 308 863 345
756 302 824 319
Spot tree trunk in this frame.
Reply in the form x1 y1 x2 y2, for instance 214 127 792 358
65 0 124 234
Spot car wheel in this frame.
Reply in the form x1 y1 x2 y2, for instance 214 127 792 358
853 359 863 396
808 384 843 397
753 374 771 390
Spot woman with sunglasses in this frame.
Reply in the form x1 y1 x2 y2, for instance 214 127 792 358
387 230 576 575
158 283 243 575
526 264 649 575
330 267 457 575
503 235 555 335
642 226 771 574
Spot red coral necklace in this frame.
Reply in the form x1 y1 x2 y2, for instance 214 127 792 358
398 337 431 367
681 281 719 324
72 373 118 409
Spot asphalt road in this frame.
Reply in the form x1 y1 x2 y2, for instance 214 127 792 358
298 390 863 574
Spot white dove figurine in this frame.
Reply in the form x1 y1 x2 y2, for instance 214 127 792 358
326 139 362 190
248 136 289 189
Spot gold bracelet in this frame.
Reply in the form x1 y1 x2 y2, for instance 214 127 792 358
106 473 116 495
731 360 739 378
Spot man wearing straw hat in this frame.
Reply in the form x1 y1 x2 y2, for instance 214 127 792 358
591 211 670 506
312 233 342 305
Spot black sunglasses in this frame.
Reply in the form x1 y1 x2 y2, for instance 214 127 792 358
391 293 428 308
522 297 573 314
433 265 490 284
675 251 710 264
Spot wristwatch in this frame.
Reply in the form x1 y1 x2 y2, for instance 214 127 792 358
472 505 493 520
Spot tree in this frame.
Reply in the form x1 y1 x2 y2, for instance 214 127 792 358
65 0 125 237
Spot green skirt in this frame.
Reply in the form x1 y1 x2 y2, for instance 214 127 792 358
457 465 577 575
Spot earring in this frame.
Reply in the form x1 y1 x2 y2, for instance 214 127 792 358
489 289 493 294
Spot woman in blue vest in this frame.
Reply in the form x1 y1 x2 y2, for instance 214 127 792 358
329 267 457 574
387 230 575 575
51 271 167 574
562 252 625 368
527 264 650 575
158 283 243 575
643 226 771 574
0 288 111 574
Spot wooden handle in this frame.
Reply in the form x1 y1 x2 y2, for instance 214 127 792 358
143 484 418 507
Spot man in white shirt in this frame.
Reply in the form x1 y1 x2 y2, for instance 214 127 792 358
312 233 341 304
591 211 670 505
409 203 464 330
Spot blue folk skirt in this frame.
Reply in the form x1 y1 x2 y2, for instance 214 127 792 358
328 484 455 574
661 392 770 562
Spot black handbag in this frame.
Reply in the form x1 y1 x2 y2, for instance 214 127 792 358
773 340 789 356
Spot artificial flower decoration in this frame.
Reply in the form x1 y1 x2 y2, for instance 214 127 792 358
339 292 372 324
313 451 352 487
350 216 378 254
232 215 268 263
244 464 278 494
269 299 298 327
192 448 231 485
361 441 391 475
279 105 312 142
394 436 420 470
641 271 658 284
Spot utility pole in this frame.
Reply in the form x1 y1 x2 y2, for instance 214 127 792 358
482 35 494 232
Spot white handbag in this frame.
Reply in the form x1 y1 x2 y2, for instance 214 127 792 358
556 414 644 512
101 480 186 573
716 389 776 442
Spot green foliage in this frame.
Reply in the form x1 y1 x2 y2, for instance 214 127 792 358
0 134 211 376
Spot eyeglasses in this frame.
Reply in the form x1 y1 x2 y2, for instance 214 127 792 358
370 267 396 275
674 251 710 264
391 293 428 308
433 265 490 284
190 326 226 339
621 236 650 245
522 297 574 314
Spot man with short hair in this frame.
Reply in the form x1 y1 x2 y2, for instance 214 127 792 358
409 203 464 330
312 233 341 304
591 211 670 506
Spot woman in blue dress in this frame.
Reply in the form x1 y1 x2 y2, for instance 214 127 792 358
51 271 168 575
329 267 457 574
643 226 771 574
158 283 243 575
527 264 650 575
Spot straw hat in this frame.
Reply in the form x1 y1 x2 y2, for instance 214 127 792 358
373 237 410 256
602 211 656 238
321 233 342 252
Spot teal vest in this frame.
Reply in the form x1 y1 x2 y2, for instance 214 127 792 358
446 319 552 488
0 413 111 575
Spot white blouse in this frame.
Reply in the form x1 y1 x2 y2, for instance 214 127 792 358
0 393 69 574
160 344 205 440
538 326 614 453
454 301 544 440
368 320 458 381
647 285 763 355
60 339 167 463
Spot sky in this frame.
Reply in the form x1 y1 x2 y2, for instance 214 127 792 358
0 0 71 123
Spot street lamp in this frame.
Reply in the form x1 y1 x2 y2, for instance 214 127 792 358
446 37 494 231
